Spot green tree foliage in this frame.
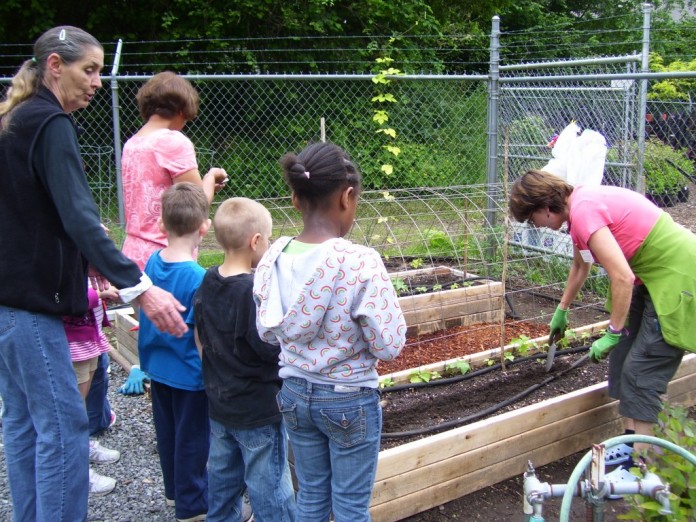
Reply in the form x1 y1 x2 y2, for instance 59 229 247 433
650 53 696 101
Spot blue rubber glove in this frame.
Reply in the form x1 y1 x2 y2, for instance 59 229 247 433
589 331 622 363
118 366 149 395
549 305 568 339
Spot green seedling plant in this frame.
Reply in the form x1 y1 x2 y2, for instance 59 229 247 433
380 377 395 389
445 360 471 376
484 358 496 367
409 369 441 383
432 283 443 291
621 403 696 520
450 283 460 290
409 258 424 269
504 352 515 363
511 335 536 357
392 277 408 295
415 286 427 293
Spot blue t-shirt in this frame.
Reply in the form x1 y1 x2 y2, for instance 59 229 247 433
138 250 205 391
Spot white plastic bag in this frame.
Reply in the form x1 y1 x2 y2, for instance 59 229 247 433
541 122 607 186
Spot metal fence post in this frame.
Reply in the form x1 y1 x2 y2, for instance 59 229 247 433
486 15 501 228
636 3 653 194
110 39 124 224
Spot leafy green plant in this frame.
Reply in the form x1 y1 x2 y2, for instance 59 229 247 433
504 352 515 362
410 258 424 269
415 286 428 293
450 283 460 290
643 138 691 197
433 284 443 291
380 377 395 389
370 47 403 188
409 369 441 383
392 277 408 295
620 404 696 520
484 358 495 367
445 360 471 376
511 335 537 357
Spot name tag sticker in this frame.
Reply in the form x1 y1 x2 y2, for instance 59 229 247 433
579 249 594 264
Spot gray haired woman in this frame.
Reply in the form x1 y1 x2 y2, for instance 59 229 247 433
0 26 188 521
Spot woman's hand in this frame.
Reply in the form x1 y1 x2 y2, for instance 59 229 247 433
135 286 189 337
204 167 228 193
99 285 121 302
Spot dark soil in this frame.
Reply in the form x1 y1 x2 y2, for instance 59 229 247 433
380 350 607 449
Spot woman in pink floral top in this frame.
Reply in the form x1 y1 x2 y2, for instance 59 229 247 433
121 72 227 269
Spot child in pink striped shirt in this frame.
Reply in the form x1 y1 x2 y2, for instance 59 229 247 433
63 283 122 496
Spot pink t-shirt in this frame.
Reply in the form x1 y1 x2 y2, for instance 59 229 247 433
569 185 662 261
121 129 197 269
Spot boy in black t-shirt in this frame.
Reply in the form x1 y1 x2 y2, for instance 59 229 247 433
193 198 296 522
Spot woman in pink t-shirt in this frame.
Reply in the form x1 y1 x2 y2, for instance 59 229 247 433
510 169 696 493
122 72 228 270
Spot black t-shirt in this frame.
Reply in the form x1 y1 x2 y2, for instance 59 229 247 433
193 268 282 429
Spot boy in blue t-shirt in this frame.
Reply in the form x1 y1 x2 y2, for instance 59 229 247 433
138 183 211 522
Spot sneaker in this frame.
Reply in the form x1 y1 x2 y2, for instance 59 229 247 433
176 515 206 522
89 467 116 496
605 465 638 500
108 411 117 429
89 439 120 464
242 489 254 522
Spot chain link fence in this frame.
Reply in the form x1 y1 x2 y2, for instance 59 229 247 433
70 76 488 224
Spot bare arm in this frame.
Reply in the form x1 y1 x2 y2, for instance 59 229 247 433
559 246 592 310
175 168 228 203
587 226 634 330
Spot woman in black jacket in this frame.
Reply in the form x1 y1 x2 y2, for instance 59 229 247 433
0 26 188 522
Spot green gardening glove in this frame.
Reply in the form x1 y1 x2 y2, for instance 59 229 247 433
549 306 569 339
589 331 622 363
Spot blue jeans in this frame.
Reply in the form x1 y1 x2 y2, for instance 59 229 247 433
0 305 89 522
276 377 382 522
208 418 296 522
86 352 112 435
151 380 210 520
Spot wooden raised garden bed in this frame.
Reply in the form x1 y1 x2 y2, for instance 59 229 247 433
390 266 504 337
369 321 696 521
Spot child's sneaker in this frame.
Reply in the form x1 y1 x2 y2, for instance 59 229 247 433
89 439 120 464
89 467 116 496
242 489 254 521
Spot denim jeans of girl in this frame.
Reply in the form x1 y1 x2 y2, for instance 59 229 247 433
277 377 382 522
0 305 89 522
207 418 296 522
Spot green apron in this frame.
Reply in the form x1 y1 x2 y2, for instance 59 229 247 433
628 213 696 352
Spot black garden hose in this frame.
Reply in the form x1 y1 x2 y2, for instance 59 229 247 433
381 346 591 439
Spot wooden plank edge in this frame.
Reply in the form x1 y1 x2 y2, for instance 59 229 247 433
370 421 622 522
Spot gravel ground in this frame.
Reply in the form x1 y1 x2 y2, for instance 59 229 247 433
1 187 695 521
0 362 175 521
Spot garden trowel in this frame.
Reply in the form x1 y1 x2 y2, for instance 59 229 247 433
545 330 562 372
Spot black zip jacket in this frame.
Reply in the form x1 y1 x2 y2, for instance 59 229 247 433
0 87 141 316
